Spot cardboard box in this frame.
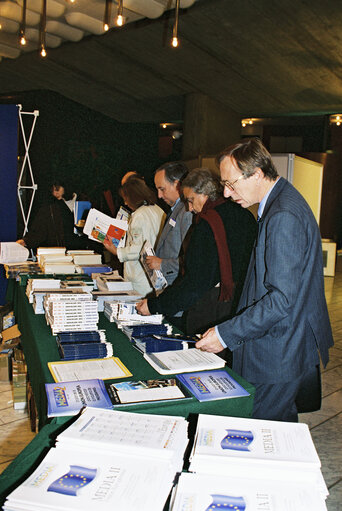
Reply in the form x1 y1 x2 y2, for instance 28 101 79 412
0 349 13 381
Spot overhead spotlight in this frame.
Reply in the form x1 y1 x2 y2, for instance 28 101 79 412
171 0 180 48
162 123 167 129
241 118 254 127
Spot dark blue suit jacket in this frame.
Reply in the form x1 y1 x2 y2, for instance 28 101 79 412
217 178 333 384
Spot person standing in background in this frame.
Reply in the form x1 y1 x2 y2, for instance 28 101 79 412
145 161 193 286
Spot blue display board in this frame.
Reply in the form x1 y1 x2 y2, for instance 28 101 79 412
0 105 19 304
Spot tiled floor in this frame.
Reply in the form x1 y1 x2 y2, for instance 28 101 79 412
299 255 342 511
0 256 341 509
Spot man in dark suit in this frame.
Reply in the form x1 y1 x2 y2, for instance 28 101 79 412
196 138 334 422
145 162 192 286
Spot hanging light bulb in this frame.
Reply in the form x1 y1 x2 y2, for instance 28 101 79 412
39 0 47 57
19 0 27 46
115 0 125 26
103 0 111 32
171 0 180 48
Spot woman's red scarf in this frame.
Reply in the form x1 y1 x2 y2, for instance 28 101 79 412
195 197 234 302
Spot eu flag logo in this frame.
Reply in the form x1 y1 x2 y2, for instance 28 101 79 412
47 465 97 496
221 429 254 451
206 494 246 510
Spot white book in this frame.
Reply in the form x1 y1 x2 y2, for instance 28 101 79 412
72 254 102 265
56 407 188 471
37 247 66 255
144 349 226 375
42 263 77 274
170 472 327 511
4 445 176 511
189 414 328 497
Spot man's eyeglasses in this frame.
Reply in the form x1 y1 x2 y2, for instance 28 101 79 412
220 174 244 192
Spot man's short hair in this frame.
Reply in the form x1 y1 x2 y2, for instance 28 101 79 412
216 138 278 181
181 168 221 201
155 161 189 183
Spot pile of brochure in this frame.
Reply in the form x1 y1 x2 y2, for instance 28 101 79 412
3 408 189 511
56 329 113 361
104 300 163 326
44 293 99 334
171 413 328 509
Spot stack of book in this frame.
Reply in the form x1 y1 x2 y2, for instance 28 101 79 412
56 330 113 361
178 413 328 507
3 408 189 511
44 293 99 335
3 261 41 279
104 300 163 326
95 272 134 292
26 278 61 303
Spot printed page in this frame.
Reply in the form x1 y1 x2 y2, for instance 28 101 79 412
56 408 188 461
171 472 327 511
48 357 132 382
0 242 29 263
144 349 226 375
5 445 175 511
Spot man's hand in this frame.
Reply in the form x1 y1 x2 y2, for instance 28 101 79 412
136 299 151 316
16 239 26 247
145 255 162 270
195 327 224 353
103 235 117 256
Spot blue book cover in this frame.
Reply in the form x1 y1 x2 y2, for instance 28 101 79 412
176 370 250 402
45 379 113 417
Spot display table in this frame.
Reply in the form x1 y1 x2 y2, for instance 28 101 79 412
6 280 255 429
0 279 255 506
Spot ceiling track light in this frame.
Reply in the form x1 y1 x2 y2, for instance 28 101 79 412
171 0 180 48
39 0 47 57
103 0 111 31
19 0 27 46
116 0 124 27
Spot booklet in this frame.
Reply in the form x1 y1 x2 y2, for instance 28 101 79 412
189 414 328 496
45 379 114 417
143 348 226 375
4 409 189 511
83 208 127 247
48 357 132 382
176 369 250 402
170 472 327 511
105 378 190 406
0 241 29 263
140 240 167 291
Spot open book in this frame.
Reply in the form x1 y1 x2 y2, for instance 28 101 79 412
144 348 226 375
3 408 189 511
83 208 127 247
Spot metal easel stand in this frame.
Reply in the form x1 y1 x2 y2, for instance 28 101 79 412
16 105 39 260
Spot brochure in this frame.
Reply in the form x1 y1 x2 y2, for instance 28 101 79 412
83 208 127 247
176 369 250 402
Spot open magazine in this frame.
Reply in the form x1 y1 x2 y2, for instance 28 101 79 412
83 208 128 248
140 240 167 291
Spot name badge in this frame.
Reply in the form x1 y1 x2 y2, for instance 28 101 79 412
169 218 176 227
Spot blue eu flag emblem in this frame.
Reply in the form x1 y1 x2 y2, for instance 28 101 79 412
221 429 254 451
205 494 246 510
47 465 97 496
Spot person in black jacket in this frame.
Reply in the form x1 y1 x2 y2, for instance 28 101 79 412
16 182 88 251
136 168 257 339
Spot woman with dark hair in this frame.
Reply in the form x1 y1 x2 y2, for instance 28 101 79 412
136 168 257 341
104 176 165 296
16 181 86 251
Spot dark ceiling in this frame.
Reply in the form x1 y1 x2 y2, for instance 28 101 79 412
1 0 342 123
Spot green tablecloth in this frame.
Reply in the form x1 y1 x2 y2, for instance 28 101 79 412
0 279 255 506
